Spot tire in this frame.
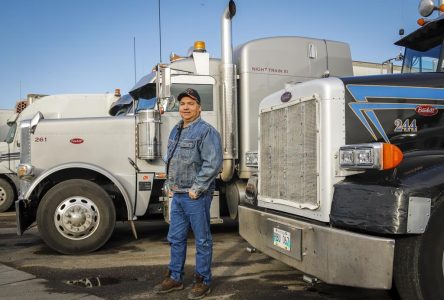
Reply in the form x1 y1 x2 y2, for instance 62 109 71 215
36 179 116 255
0 178 15 212
394 199 444 300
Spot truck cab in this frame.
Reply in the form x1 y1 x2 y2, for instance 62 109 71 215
0 93 120 212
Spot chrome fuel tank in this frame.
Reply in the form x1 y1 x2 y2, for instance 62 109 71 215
137 110 161 159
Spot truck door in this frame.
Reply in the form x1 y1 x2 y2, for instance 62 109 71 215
160 75 217 155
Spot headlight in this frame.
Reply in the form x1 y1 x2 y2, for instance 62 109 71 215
339 143 403 170
17 163 34 180
245 151 258 168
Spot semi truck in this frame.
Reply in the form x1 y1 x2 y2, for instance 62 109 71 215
239 1 444 300
14 0 352 254
0 92 121 212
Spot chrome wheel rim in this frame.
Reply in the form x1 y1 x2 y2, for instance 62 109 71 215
0 186 7 206
54 196 100 240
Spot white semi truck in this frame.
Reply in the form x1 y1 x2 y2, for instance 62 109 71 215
15 0 352 254
0 92 121 212
239 1 444 300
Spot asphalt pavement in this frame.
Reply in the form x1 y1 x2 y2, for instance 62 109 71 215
0 263 103 300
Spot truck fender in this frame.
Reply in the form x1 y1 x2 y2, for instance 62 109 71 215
331 151 444 235
24 162 134 219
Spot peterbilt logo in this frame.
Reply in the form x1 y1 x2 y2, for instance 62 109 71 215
415 105 438 116
70 138 84 144
281 91 292 102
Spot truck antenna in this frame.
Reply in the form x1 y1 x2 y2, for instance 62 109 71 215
158 0 162 63
133 37 137 84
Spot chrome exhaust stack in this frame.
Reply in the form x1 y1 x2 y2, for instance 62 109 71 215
220 0 237 182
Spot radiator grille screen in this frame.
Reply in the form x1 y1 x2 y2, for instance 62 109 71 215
259 100 318 208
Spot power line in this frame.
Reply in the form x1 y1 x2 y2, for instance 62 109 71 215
158 0 162 63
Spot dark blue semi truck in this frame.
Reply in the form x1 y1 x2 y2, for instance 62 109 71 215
239 2 444 299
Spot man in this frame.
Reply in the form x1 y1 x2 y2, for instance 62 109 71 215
154 88 223 299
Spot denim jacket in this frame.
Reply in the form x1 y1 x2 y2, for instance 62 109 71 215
164 117 223 197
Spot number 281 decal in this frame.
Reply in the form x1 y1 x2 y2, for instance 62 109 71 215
394 119 417 133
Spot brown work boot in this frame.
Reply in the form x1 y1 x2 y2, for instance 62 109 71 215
153 270 183 294
187 274 211 300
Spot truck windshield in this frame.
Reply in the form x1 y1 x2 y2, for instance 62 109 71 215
136 97 157 112
402 44 442 73
5 122 16 144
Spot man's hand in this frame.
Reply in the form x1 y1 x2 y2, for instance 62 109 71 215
189 190 199 200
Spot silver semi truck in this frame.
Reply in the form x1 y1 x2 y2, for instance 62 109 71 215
239 1 444 299
0 92 120 212
15 0 352 254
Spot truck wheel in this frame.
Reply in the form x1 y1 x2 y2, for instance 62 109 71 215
37 179 116 255
0 178 15 212
394 199 444 300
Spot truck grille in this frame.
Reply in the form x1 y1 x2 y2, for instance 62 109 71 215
259 100 318 208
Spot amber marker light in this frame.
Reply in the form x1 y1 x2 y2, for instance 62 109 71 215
417 18 427 26
194 41 206 52
155 172 167 179
382 143 403 170
440 4 444 12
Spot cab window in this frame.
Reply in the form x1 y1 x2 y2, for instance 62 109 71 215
168 84 213 112
402 44 441 73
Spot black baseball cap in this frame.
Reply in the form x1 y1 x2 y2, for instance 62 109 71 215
177 88 201 104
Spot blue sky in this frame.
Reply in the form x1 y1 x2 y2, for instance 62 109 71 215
0 0 424 109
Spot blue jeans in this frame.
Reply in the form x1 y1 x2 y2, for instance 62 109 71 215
167 192 213 285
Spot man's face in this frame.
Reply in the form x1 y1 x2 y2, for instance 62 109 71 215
179 96 201 124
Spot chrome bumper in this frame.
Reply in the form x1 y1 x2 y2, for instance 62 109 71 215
238 205 395 289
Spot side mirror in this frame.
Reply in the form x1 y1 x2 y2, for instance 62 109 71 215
157 66 171 100
30 112 44 134
418 0 435 17
160 96 177 112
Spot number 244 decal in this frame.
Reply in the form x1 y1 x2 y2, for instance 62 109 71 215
394 119 417 133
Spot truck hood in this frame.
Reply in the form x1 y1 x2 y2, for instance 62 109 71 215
340 72 444 151
341 72 444 88
0 141 8 154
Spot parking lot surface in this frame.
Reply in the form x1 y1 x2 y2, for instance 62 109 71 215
0 211 395 299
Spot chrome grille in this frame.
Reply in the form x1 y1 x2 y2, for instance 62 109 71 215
259 100 318 208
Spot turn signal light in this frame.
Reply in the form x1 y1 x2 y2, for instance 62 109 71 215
382 143 403 170
155 172 167 179
417 18 427 26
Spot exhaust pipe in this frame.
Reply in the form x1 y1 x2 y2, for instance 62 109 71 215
220 0 237 182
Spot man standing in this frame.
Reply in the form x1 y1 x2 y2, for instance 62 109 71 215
154 88 223 300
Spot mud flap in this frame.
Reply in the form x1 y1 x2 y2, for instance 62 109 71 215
15 199 36 235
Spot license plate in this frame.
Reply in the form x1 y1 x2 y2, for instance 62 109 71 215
273 227 291 251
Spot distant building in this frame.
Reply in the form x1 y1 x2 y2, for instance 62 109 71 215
353 60 402 76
